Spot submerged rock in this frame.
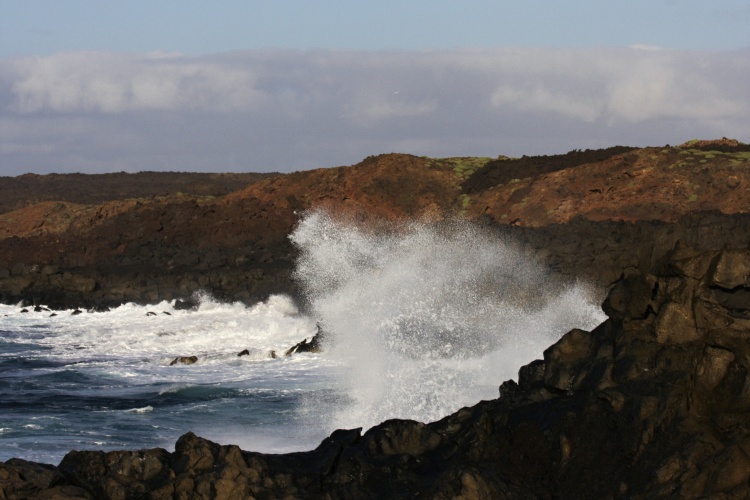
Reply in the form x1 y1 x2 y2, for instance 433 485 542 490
285 323 326 356
2 244 749 498
169 356 198 366
173 297 200 311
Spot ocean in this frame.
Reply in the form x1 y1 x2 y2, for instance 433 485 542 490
0 212 606 464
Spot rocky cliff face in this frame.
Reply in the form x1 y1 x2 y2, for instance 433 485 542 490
2 244 748 498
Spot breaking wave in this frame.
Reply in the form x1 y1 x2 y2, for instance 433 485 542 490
291 211 606 432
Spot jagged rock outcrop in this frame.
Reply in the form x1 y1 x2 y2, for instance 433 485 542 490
285 324 326 356
2 244 748 498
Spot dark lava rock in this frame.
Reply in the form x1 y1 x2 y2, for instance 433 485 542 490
174 297 200 311
0 458 91 499
285 324 326 356
462 145 637 194
3 244 749 498
169 356 198 366
0 171 275 215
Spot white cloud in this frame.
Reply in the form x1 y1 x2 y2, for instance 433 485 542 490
5 52 263 113
0 47 748 175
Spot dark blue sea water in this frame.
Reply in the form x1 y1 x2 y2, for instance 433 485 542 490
0 298 336 464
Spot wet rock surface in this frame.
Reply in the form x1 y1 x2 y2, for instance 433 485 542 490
2 245 749 498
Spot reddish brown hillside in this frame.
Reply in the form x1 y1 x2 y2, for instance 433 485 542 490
2 140 750 308
221 153 485 221
465 141 750 226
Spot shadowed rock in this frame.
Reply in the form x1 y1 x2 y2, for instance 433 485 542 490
169 356 198 366
3 244 749 498
174 297 200 311
285 324 325 356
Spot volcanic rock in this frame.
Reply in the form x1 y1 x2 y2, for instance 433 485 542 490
3 244 749 498
169 356 198 366
174 298 200 311
285 324 326 356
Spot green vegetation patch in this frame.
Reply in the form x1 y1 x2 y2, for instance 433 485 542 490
437 157 494 183
456 193 472 210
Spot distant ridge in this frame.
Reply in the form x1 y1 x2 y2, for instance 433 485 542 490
0 171 277 215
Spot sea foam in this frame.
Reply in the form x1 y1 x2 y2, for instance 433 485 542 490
291 211 606 432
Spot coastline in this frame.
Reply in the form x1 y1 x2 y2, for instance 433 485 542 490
1 142 750 497
2 245 749 497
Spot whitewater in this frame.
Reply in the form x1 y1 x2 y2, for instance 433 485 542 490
0 212 606 464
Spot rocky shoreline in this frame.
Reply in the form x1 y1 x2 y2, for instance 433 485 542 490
2 244 748 498
2 210 750 312
1 142 750 497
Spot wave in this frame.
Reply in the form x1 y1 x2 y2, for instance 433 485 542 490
124 406 153 414
291 211 606 432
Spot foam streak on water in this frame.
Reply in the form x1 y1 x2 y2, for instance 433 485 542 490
291 211 606 432
0 295 330 463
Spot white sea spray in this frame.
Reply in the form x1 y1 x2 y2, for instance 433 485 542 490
290 211 606 432
0 211 606 463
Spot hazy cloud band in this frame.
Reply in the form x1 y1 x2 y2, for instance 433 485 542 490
1 47 748 174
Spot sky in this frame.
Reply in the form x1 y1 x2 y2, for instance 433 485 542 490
1 1 749 175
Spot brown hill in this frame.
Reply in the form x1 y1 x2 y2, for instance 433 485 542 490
221 154 492 221
0 171 276 215
466 141 750 226
1 139 750 308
